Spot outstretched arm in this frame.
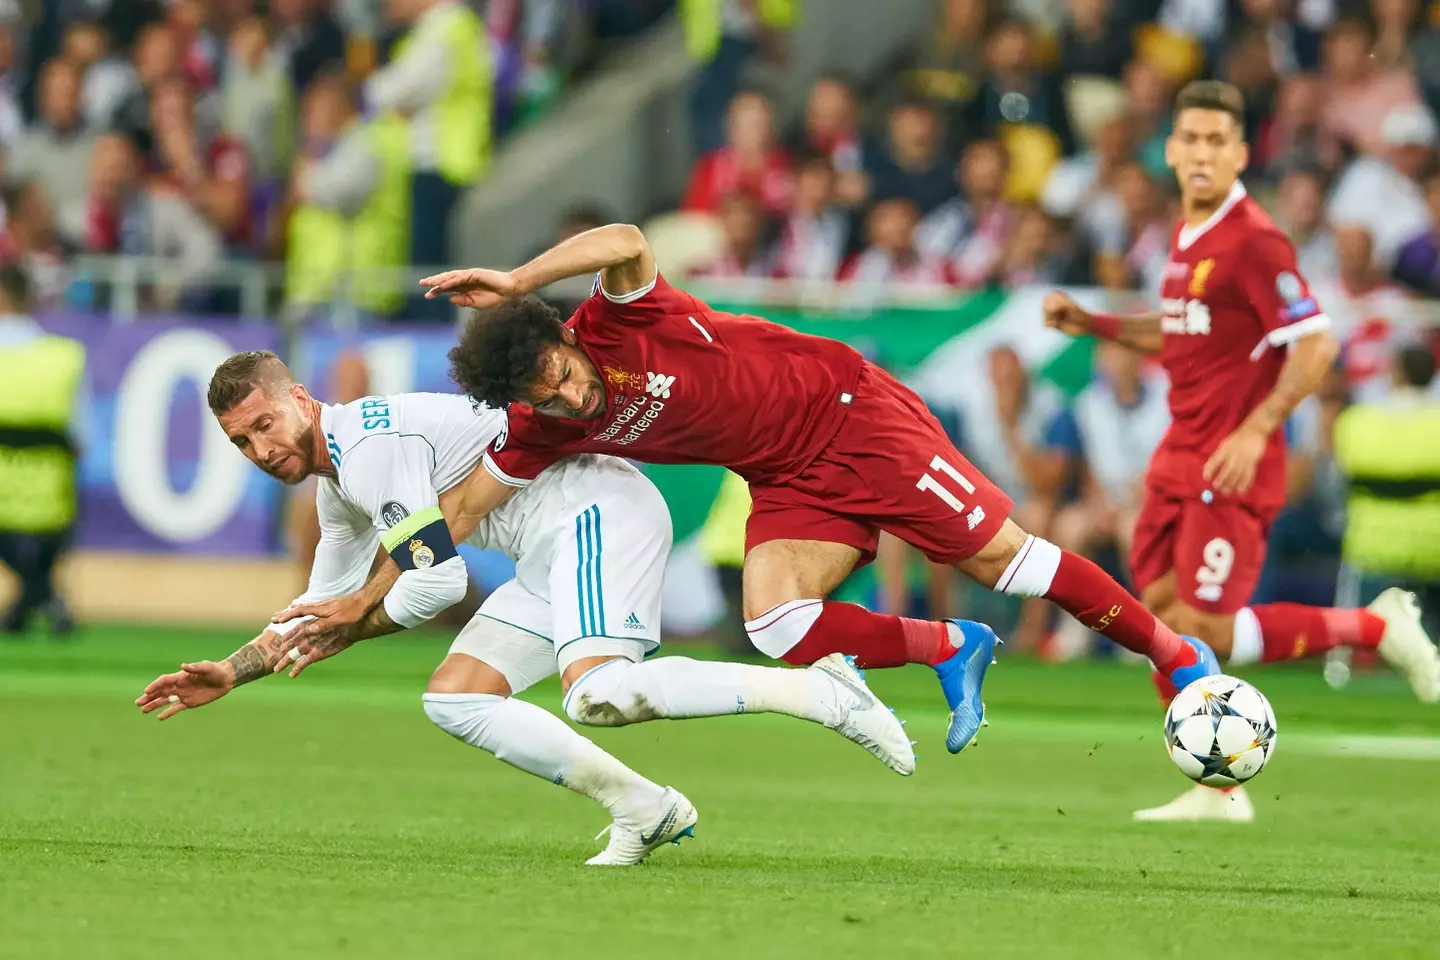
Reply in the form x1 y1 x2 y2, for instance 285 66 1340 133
135 482 382 715
420 224 657 308
271 460 516 665
134 628 290 720
1042 291 1164 355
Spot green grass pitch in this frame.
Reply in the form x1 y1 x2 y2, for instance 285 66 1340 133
4 626 1440 959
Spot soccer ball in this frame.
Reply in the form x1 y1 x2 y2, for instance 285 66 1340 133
1163 675 1277 787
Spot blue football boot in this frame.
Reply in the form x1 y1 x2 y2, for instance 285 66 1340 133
1168 635 1222 693
935 620 1000 754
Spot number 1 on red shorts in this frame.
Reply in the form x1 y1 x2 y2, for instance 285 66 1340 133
916 454 977 513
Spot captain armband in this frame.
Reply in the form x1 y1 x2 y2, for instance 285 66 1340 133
380 506 459 572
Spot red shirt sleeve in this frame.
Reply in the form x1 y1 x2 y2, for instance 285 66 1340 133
481 406 568 486
591 271 704 327
1235 231 1329 355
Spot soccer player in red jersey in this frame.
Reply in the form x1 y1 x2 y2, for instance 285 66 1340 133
1045 80 1440 821
280 242 1234 756
325 250 1240 759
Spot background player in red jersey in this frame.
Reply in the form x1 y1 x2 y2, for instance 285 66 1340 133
274 220 1234 758
1045 80 1440 822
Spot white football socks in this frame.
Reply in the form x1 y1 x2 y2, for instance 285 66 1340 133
422 692 663 821
1230 607 1263 666
561 657 841 727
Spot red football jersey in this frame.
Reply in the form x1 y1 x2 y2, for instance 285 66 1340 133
1147 183 1329 513
484 273 865 486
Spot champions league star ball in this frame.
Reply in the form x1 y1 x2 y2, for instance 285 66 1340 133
1164 675 1277 787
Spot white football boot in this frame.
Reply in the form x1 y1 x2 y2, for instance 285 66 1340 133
1369 588 1440 703
809 653 916 776
586 787 697 867
1133 784 1255 822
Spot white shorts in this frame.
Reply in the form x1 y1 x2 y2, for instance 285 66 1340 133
447 464 671 692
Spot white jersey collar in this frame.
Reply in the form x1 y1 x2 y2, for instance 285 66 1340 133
1176 180 1247 251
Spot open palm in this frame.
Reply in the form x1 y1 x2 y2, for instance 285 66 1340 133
135 661 234 720
419 268 522 308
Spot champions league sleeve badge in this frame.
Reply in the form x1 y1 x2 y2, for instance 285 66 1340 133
1275 271 1304 303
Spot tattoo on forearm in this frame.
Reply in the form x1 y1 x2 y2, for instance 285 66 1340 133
351 605 401 643
298 606 403 666
225 644 269 685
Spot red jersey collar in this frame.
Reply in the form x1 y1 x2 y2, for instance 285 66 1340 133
1177 181 1247 252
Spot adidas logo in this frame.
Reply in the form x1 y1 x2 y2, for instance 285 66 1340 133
623 612 644 630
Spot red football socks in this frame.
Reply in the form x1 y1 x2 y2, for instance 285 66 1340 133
1042 549 1192 672
775 602 954 669
1150 604 1387 705
1251 603 1385 663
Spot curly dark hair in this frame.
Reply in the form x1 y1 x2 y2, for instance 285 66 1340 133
449 297 568 409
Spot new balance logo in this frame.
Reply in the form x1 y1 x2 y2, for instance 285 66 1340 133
645 372 675 398
623 612 645 630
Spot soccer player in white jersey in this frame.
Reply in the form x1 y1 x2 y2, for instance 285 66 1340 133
135 351 911 866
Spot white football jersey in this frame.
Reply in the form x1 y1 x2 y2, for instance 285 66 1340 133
290 392 658 630
319 391 500 549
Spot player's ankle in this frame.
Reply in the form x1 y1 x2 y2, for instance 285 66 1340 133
1157 639 1198 675
910 619 957 666
1358 609 1386 649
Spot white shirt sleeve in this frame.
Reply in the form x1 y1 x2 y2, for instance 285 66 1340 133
267 479 378 638
339 433 469 629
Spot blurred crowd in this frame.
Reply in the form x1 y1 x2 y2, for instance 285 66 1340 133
0 0 672 315
665 0 1440 653
676 0 1440 351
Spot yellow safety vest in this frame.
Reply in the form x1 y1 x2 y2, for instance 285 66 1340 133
680 0 800 63
286 115 412 315
392 3 491 186
699 470 752 569
1333 400 1440 579
0 334 83 533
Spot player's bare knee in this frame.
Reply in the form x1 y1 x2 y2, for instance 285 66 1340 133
1190 613 1235 657
561 657 649 727
426 653 512 696
1141 575 1177 617
422 657 512 744
1163 604 1234 656
741 538 856 621
956 516 1030 589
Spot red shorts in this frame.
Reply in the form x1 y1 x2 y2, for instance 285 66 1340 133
744 364 1013 566
1129 488 1274 615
